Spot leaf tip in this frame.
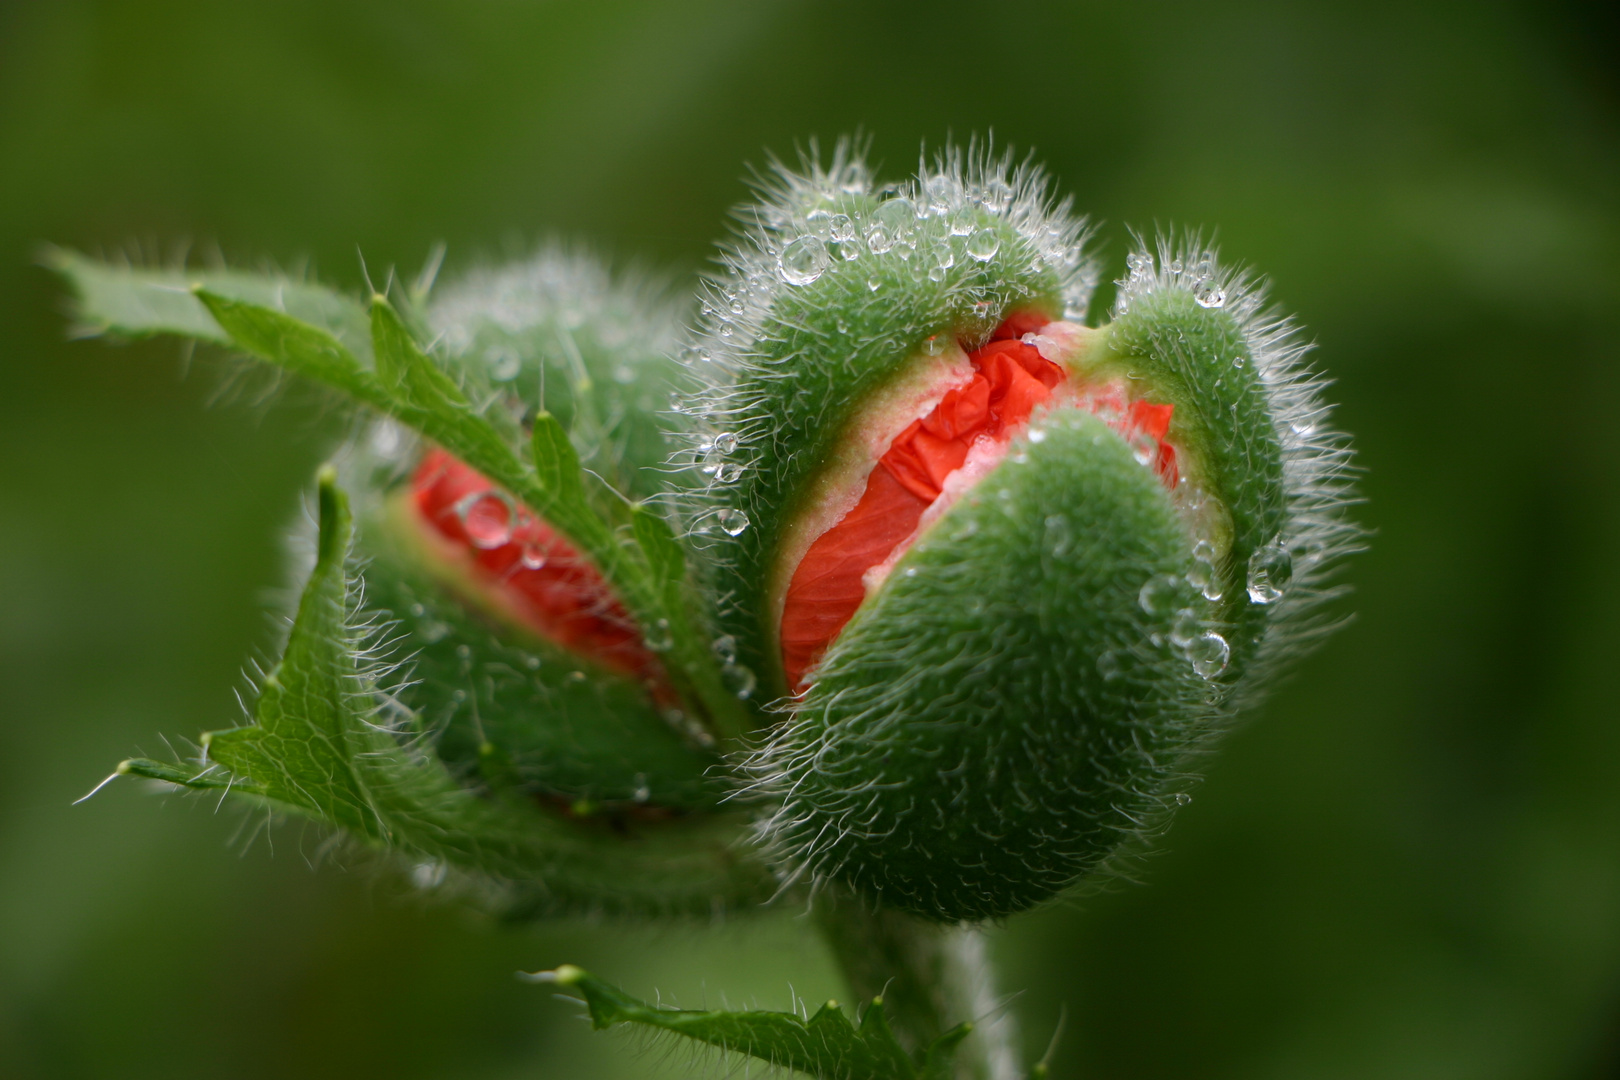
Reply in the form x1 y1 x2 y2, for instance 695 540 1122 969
520 964 585 988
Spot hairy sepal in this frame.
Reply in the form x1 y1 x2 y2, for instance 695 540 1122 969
537 964 970 1080
752 408 1213 921
125 469 772 917
1104 240 1362 696
685 143 1098 702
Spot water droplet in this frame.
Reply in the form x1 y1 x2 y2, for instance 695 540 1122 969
717 508 750 536
1129 432 1157 467
418 620 450 643
370 420 403 457
519 543 548 570
1169 608 1202 648
779 235 829 286
1096 651 1122 681
1186 559 1222 602
1169 258 1184 274
922 335 945 355
643 617 673 652
712 634 737 664
1195 284 1227 308
874 197 914 234
936 246 955 270
904 566 919 578
457 491 515 549
865 227 895 254
715 462 744 483
566 670 587 683
1027 427 1047 443
983 178 1013 213
1139 574 1183 616
838 240 861 261
522 653 542 670
1173 791 1192 806
967 229 1001 262
633 781 651 804
829 214 855 242
713 432 739 454
928 264 947 282
1188 631 1230 678
1246 536 1293 604
409 603 426 617
949 207 976 236
723 662 757 699
867 276 882 291
486 346 521 382
1127 252 1155 281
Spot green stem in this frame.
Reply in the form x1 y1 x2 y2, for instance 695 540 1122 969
816 890 1021 1080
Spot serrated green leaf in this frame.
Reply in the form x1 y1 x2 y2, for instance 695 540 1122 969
118 758 233 790
139 466 774 915
540 966 970 1080
530 410 583 500
202 466 383 836
48 248 371 359
196 289 379 403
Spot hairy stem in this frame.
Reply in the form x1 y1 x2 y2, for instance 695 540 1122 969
816 891 1021 1080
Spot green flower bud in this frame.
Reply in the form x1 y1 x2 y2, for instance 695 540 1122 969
682 146 1358 920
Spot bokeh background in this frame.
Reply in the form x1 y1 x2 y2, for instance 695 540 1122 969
2 1 1617 1077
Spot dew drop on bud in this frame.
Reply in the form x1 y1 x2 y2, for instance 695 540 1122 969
713 432 739 454
1188 539 1223 601
711 634 737 664
829 214 855 242
779 235 829 286
867 276 882 292
1096 650 1122 681
1195 284 1227 308
519 543 548 570
458 491 514 549
1188 631 1230 678
967 229 1001 262
1247 536 1293 604
1138 574 1183 616
1169 607 1201 648
1174 792 1193 806
643 617 673 653
717 508 751 536
948 206 976 236
722 662 757 699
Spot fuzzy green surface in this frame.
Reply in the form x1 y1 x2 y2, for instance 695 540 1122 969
142 472 773 918
766 407 1213 921
715 201 1065 699
1097 291 1288 683
360 529 729 811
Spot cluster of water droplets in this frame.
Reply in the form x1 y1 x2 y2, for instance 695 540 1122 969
711 633 756 699
1136 571 1231 681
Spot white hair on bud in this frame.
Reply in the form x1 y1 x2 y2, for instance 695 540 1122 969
1115 232 1365 703
673 135 1100 552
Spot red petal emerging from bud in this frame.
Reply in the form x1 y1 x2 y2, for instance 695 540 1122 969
410 449 668 689
779 318 1183 689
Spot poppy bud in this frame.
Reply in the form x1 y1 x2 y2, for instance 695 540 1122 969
685 146 1357 920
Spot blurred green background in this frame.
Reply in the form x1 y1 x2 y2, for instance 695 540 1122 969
2 1 1617 1077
